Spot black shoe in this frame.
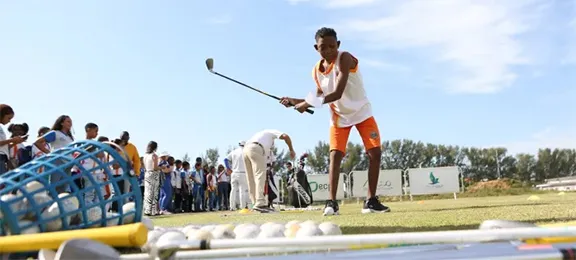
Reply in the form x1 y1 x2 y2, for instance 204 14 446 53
253 205 274 213
361 197 390 214
323 200 339 216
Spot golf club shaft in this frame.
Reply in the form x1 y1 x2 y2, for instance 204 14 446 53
211 71 314 114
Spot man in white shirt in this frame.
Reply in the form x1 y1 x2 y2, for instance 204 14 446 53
225 141 249 210
243 130 296 213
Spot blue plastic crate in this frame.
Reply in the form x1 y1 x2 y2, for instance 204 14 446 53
0 140 142 235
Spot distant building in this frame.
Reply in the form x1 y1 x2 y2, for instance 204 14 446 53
535 176 576 191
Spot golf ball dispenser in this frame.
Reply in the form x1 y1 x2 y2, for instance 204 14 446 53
0 140 142 235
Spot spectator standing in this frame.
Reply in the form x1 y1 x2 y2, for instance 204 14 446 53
34 115 75 194
191 162 204 212
158 153 172 214
172 159 183 213
142 141 161 216
32 127 50 160
180 161 192 212
217 164 230 210
225 141 249 210
0 105 22 176
7 123 29 170
138 157 145 197
206 166 218 211
120 131 141 201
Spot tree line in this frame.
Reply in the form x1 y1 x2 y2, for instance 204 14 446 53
186 139 575 183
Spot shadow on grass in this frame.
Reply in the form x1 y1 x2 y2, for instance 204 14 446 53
341 217 576 234
427 203 554 212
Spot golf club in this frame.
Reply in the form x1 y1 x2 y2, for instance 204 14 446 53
205 58 314 114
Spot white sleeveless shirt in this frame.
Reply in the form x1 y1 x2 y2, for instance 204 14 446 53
312 51 373 128
143 152 157 172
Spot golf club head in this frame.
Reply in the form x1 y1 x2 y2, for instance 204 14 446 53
54 239 121 260
205 58 214 72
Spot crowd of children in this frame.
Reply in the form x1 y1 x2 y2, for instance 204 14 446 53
0 105 254 217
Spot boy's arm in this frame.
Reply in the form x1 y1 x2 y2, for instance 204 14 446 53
323 52 356 104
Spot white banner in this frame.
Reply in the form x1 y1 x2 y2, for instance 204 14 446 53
307 174 344 201
407 167 460 195
349 170 403 197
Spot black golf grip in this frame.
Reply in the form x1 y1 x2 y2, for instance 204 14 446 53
213 72 314 114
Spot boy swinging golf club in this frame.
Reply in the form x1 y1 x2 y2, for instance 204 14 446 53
280 27 390 215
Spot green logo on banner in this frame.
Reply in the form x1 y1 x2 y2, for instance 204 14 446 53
309 181 330 192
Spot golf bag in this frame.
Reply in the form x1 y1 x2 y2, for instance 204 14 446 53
266 167 278 206
287 154 313 208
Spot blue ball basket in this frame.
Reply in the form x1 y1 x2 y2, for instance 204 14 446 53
0 140 142 235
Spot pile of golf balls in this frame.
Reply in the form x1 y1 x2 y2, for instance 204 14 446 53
0 180 138 235
142 220 342 252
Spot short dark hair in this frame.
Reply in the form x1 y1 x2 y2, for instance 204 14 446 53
175 159 182 165
0 104 14 119
85 122 98 131
182 161 190 168
315 27 337 41
146 141 158 154
97 136 109 142
38 126 50 137
195 157 202 162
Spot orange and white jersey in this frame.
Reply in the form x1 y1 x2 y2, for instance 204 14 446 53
313 51 372 128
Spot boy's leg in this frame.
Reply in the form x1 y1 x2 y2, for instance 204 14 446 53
356 117 390 213
323 125 352 216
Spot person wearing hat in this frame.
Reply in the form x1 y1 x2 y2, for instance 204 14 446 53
158 151 173 214
225 141 250 210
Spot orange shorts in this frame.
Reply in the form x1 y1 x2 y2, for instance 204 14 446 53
330 116 381 153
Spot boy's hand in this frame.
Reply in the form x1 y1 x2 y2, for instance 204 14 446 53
279 97 295 107
294 102 311 113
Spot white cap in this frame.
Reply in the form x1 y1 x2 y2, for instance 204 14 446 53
239 141 246 147
159 151 170 157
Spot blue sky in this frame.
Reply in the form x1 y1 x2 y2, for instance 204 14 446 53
1 0 574 161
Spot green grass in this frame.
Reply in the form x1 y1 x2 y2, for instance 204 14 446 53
151 193 576 234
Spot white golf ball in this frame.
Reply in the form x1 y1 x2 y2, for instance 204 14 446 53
318 222 342 236
17 220 40 234
284 224 300 238
41 202 73 231
16 180 44 196
296 224 323 237
187 229 213 240
121 202 136 224
200 225 216 232
156 230 187 248
212 227 235 239
234 224 260 239
181 224 200 235
285 220 300 229
141 216 154 230
106 212 121 226
259 222 278 231
23 193 53 220
258 223 285 238
57 193 79 209
323 207 335 216
300 220 317 228
0 194 26 220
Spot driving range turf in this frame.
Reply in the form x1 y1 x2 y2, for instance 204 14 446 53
150 193 576 234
